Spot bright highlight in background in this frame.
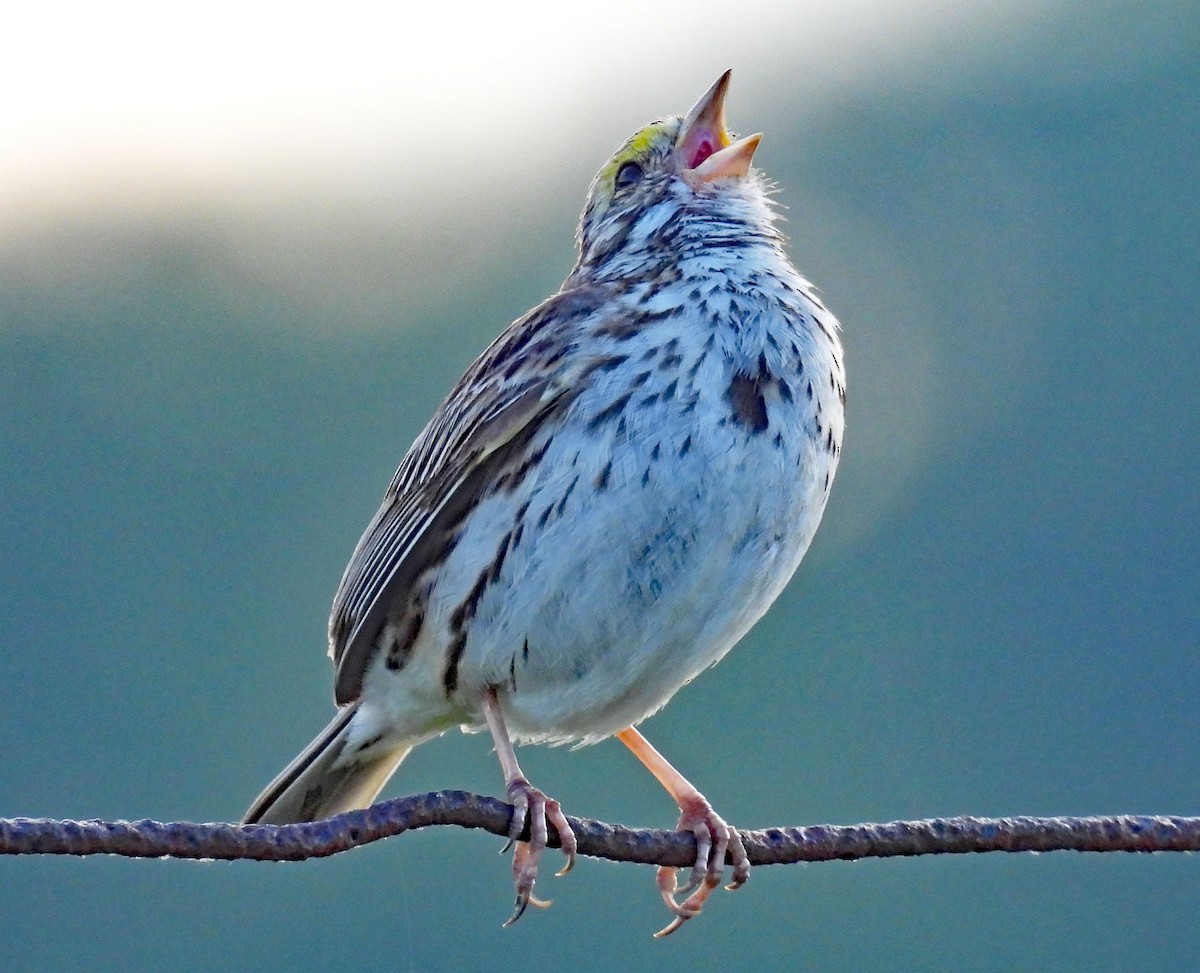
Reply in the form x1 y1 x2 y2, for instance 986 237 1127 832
2 0 1048 209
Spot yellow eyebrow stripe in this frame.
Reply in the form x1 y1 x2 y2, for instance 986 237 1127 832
597 122 672 188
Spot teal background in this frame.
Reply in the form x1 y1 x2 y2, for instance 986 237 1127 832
2 2 1198 970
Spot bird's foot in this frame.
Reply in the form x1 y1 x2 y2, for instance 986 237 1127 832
501 776 577 926
653 793 749 937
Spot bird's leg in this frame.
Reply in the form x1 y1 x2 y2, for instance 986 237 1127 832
616 726 750 937
481 687 577 926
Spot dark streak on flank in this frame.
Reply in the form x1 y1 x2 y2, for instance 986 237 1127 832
491 438 551 494
556 476 579 517
595 459 613 491
384 604 425 672
450 570 490 633
442 631 469 692
488 531 513 584
587 354 628 375
588 392 633 431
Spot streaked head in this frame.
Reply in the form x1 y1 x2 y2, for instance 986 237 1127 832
575 70 765 273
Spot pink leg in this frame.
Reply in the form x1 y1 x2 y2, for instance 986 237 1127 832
482 688 577 926
617 726 750 937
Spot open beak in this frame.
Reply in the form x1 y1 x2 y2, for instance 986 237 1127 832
676 70 762 187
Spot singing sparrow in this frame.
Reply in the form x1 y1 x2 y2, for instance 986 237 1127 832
244 70 845 936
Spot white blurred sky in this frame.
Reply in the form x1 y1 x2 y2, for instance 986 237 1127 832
2 0 1051 211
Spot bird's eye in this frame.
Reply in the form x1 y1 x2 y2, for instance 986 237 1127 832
614 160 644 191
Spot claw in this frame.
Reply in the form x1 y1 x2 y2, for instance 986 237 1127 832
499 777 576 926
726 848 751 891
504 891 554 927
505 896 528 928
652 794 749 936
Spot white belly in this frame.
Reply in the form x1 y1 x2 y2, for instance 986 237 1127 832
443 354 839 743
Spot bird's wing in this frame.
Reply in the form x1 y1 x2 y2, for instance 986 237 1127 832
327 283 612 704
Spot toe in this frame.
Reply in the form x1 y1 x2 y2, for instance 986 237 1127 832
653 875 716 937
503 776 532 848
543 794 577 876
650 796 749 934
504 842 553 926
499 779 575 926
725 828 751 890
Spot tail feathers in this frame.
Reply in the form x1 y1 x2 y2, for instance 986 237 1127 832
243 703 412 825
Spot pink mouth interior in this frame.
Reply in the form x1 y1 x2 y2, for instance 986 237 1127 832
689 139 715 169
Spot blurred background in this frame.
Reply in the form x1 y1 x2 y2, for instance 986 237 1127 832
2 0 1198 969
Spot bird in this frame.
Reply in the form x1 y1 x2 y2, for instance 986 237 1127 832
243 70 845 936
